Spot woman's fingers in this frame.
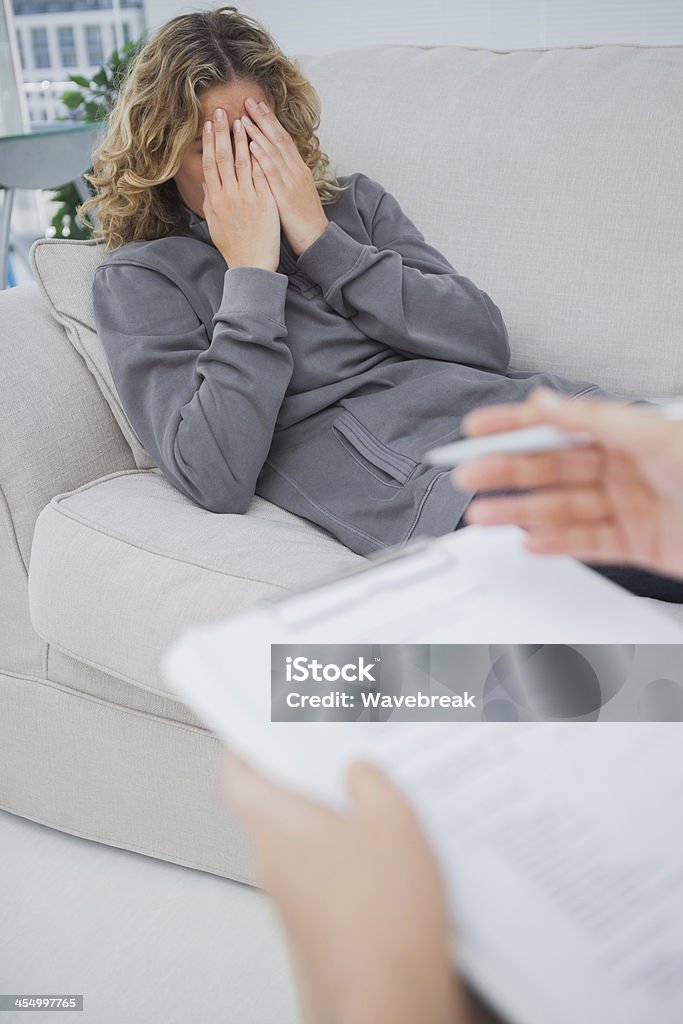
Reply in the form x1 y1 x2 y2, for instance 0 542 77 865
201 119 222 197
464 483 611 527
212 108 235 187
236 120 269 192
242 98 299 172
242 111 286 191
454 445 603 492
231 117 253 187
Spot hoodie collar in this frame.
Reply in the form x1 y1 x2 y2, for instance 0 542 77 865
180 199 294 268
182 202 212 244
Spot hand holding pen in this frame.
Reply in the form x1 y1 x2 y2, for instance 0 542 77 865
441 387 683 579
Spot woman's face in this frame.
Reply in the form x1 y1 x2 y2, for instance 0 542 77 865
174 79 273 217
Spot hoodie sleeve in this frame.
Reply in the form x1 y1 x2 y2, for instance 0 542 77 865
92 261 292 514
295 172 510 374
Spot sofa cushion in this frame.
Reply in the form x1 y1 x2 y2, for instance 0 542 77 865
297 44 683 399
0 666 260 885
27 469 364 695
29 237 155 471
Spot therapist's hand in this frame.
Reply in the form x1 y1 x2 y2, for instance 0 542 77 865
219 751 472 1024
453 387 683 580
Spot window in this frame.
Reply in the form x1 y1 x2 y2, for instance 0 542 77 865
72 0 113 9
14 0 111 10
84 24 103 65
15 28 26 69
58 25 77 67
30 26 50 69
122 21 131 44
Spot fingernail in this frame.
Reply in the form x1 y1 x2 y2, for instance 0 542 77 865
234 118 241 132
215 108 224 121
246 96 257 108
260 101 270 112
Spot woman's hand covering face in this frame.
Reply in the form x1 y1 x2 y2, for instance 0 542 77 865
238 95 330 258
199 105 281 272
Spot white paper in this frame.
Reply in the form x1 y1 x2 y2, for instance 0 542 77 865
163 626 683 1024
159 523 683 1023
372 723 683 1024
266 525 683 643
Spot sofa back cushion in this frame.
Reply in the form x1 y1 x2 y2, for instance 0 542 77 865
30 237 155 470
298 43 683 399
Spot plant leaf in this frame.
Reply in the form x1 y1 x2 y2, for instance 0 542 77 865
61 91 85 109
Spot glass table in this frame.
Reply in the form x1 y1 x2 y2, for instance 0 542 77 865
0 121 105 289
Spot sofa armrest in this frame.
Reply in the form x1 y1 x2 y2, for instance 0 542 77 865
0 282 136 565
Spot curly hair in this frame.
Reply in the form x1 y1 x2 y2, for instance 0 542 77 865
77 4 351 251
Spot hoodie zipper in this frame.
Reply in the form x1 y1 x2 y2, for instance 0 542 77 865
279 233 298 275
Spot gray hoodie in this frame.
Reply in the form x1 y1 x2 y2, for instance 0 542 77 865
92 171 602 555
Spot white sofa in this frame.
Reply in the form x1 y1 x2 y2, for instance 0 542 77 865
2 42 683 887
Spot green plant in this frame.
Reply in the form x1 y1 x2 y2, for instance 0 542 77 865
50 37 145 239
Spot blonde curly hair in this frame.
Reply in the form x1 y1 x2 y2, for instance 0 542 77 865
77 4 351 251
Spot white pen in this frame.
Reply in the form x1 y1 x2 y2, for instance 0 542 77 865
422 400 683 468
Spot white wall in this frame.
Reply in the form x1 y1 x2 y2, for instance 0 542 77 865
143 0 683 53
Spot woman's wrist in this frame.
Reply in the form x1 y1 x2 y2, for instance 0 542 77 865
289 216 330 257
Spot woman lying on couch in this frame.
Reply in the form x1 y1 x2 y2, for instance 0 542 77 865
83 4 682 600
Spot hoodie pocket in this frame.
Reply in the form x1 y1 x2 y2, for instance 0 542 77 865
332 408 417 488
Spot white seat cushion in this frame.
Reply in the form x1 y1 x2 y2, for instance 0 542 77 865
28 469 364 696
